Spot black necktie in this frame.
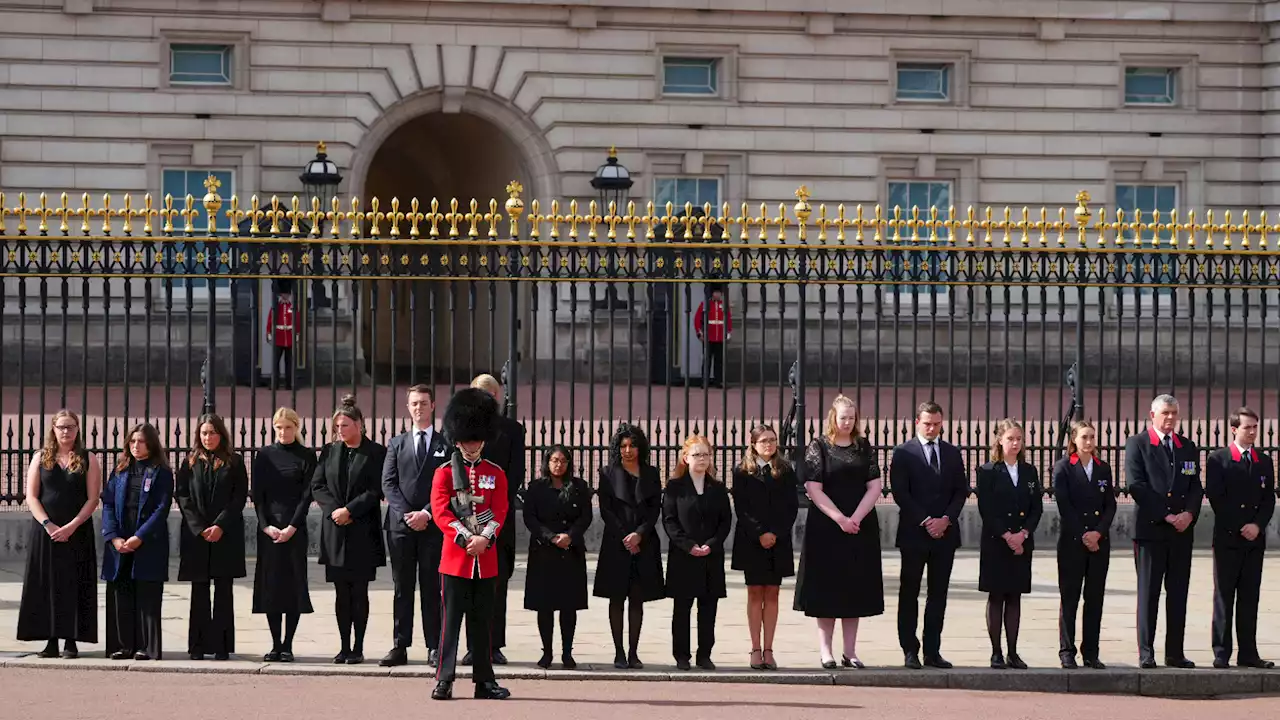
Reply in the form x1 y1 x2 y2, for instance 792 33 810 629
416 431 428 467
1164 436 1174 462
1243 450 1253 473
927 441 941 474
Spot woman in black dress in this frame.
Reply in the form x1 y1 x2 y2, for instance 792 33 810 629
252 407 316 662
664 435 732 671
17 410 101 658
593 423 665 669
976 418 1043 670
175 414 247 660
101 422 173 660
794 395 883 669
312 395 386 664
731 425 799 670
523 445 592 669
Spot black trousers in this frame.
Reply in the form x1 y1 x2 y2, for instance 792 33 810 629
106 579 163 659
1057 541 1109 660
703 342 725 385
1211 545 1265 663
467 538 514 650
897 544 956 657
189 578 236 655
388 528 442 650
672 596 719 662
438 573 496 684
271 345 293 388
1134 538 1192 662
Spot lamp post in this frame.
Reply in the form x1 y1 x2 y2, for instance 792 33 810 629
300 141 343 211
589 146 633 310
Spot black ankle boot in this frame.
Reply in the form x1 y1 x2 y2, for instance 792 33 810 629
537 650 552 669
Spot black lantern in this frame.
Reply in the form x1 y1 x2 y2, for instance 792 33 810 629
299 140 343 208
590 147 633 309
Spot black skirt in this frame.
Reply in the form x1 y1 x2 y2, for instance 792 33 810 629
253 527 314 614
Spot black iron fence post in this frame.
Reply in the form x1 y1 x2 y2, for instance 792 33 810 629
202 176 222 417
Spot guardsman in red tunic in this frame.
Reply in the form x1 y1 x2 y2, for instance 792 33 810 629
430 388 510 701
693 289 732 388
265 291 295 389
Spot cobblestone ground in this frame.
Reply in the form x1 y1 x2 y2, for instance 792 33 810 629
3 668 1278 720
1 551 1278 670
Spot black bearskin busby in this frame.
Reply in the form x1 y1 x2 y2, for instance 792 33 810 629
442 387 499 445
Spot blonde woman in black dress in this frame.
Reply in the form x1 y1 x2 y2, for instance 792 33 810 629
794 395 884 669
17 410 102 658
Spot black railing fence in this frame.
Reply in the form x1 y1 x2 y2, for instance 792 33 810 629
2 184 1278 503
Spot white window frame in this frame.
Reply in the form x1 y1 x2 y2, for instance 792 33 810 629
655 45 737 102
889 49 970 108
159 167 237 298
160 31 249 91
1118 54 1197 110
884 179 954 302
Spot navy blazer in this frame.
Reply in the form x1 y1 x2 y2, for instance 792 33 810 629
381 427 449 534
1125 428 1203 543
890 437 969 549
1205 445 1276 549
101 462 174 583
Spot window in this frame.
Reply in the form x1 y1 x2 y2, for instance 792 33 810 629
655 177 720 212
887 181 952 294
170 43 233 85
1124 67 1177 106
162 168 235 287
896 63 952 102
662 57 719 96
1115 183 1179 294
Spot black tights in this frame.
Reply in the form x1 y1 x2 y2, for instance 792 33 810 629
537 610 578 654
266 613 301 652
334 581 370 654
986 592 1022 654
609 589 645 658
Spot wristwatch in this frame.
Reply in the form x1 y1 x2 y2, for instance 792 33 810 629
40 519 51 528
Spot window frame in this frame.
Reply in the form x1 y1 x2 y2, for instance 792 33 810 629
661 57 720 97
168 43 234 86
894 63 953 103
1123 67 1178 106
888 49 970 108
654 45 737 102
160 167 238 291
653 176 722 217
1114 182 1181 297
884 180 954 297
1117 54 1197 110
159 32 249 91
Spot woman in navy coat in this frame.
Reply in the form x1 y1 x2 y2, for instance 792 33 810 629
101 422 173 660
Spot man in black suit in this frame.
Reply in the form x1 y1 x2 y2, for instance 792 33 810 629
461 374 526 666
1205 407 1276 669
379 384 450 668
1125 394 1202 669
891 401 969 670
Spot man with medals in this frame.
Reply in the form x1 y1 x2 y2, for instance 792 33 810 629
430 388 510 701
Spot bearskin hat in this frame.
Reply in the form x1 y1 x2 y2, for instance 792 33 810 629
442 387 499 444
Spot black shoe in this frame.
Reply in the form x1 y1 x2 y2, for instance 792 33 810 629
990 652 1006 669
1139 658 1157 669
1061 655 1078 669
345 652 364 665
133 652 151 661
924 655 953 669
427 649 439 667
1214 658 1231 669
675 659 691 671
189 653 205 661
279 651 295 663
904 652 923 670
614 653 628 669
841 655 865 669
110 650 132 660
213 652 230 661
561 653 577 670
474 681 510 700
696 657 716 670
431 681 453 701
628 655 645 670
537 650 552 669
380 647 408 667
1007 653 1027 670
1083 658 1106 670
822 660 838 670
37 642 59 659
491 648 508 665
1165 657 1195 669
62 641 79 659
460 651 473 666
264 651 282 662
1240 658 1276 669
333 651 349 664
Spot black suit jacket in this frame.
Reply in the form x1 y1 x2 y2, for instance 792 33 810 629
1206 445 1276 549
976 461 1043 546
382 427 450 534
891 437 969 549
1125 428 1203 543
1051 454 1117 547
483 416 527 546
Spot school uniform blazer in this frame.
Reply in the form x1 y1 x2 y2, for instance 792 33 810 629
311 438 388 570
1206 446 1276 550
890 437 969 550
381 428 449 536
101 463 174 583
431 458 508 579
1125 428 1203 543
976 461 1043 545
1051 454 1116 548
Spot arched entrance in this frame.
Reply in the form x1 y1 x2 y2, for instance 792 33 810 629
350 90 560 384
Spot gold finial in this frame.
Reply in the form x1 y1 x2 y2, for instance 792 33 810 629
793 185 812 226
505 180 525 238
1073 189 1092 248
317 141 328 154
202 174 222 234
608 146 618 159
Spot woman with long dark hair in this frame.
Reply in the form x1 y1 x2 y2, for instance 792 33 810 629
593 423 665 669
17 410 101 658
101 422 173 660
731 425 799 670
312 395 386 664
252 407 316 662
523 445 592 669
175 413 248 660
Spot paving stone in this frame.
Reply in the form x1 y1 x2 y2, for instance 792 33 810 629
945 669 1070 693
1066 669 1141 695
1139 669 1264 697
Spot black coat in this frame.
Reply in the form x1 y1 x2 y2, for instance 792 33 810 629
523 477 592 611
382 428 449 537
175 455 248 581
1125 429 1203 543
593 464 665 601
890 438 969 549
977 461 1043 593
1206 446 1276 549
1051 454 1116 549
483 416 527 549
312 439 387 571
663 474 732 600
730 464 799 577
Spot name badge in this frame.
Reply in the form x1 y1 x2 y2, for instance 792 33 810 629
1181 461 1196 476
477 475 496 490
143 476 153 492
